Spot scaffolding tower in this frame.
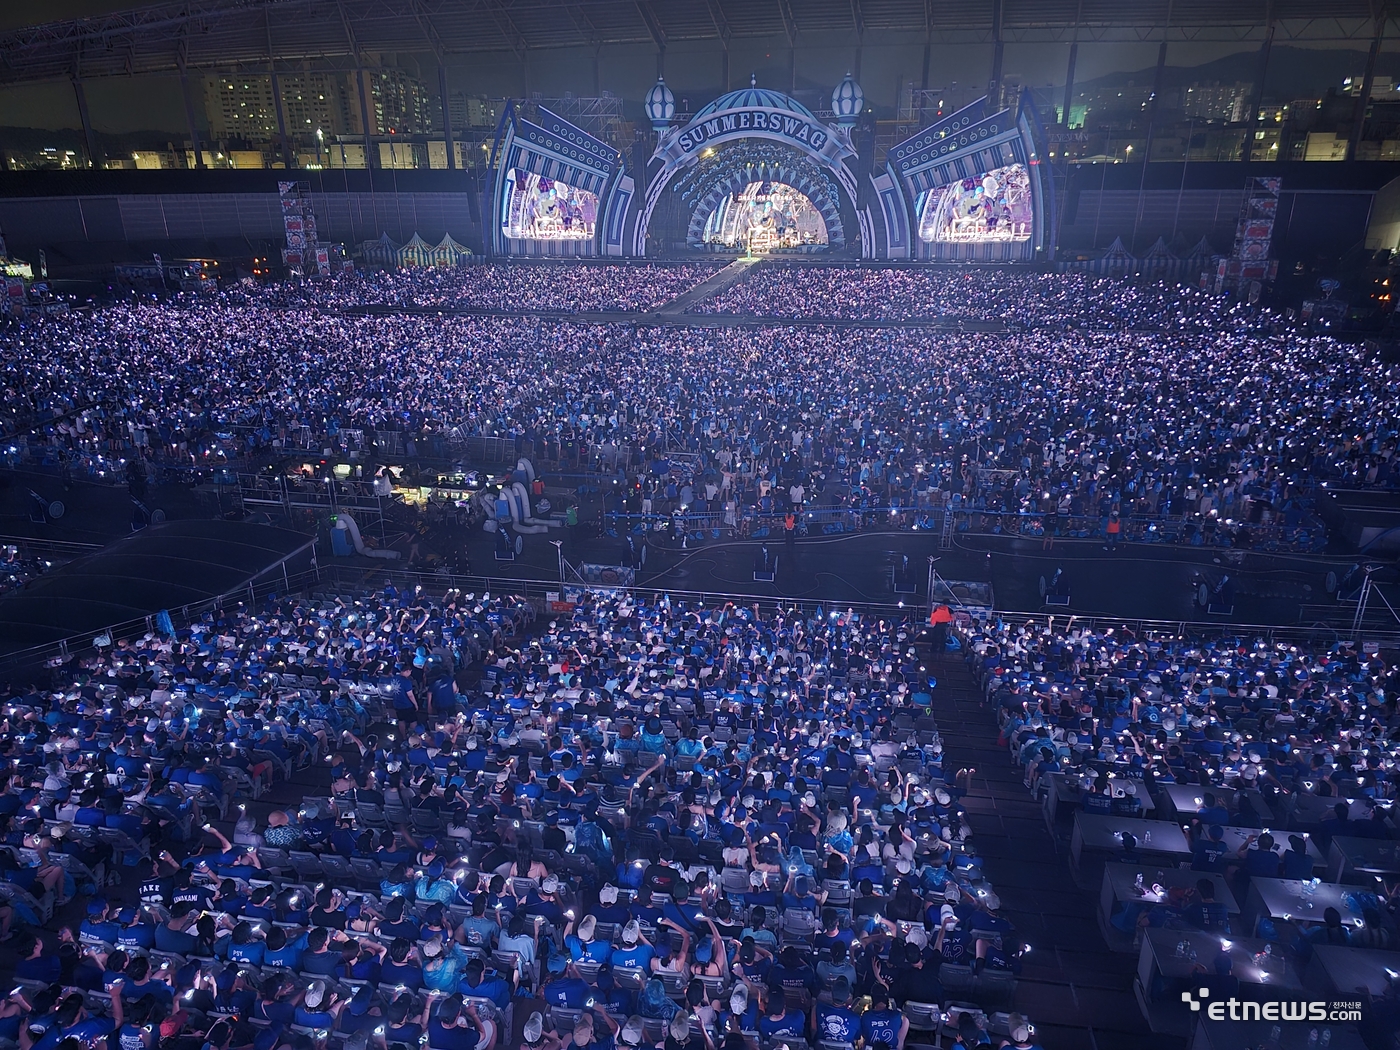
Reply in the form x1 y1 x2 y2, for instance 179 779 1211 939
526 92 626 145
1214 176 1280 298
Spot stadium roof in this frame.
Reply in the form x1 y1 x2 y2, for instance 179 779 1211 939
0 0 1393 86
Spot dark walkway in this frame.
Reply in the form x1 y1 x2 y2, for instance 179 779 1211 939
928 650 1185 1050
655 256 759 315
0 519 314 664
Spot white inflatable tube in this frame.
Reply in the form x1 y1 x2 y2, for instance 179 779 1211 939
516 458 536 484
501 485 549 534
513 481 560 529
337 513 400 559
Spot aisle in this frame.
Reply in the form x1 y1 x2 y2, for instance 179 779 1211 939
927 650 1185 1050
652 256 760 315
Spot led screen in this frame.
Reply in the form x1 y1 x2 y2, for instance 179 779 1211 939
501 169 599 241
917 163 1032 243
702 181 828 251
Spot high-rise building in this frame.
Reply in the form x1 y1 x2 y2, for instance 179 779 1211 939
279 73 355 138
205 69 428 143
1180 81 1253 122
204 75 279 141
448 92 500 129
362 69 432 136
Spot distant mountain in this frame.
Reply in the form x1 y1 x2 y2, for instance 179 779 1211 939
1068 44 1374 101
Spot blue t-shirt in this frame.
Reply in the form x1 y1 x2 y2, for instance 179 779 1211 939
541 977 591 1009
608 944 655 969
566 936 612 963
814 1005 861 1044
758 1012 805 1040
227 940 267 965
862 1009 903 1048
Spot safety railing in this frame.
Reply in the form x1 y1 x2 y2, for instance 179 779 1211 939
0 563 322 675
591 503 1326 553
312 563 926 624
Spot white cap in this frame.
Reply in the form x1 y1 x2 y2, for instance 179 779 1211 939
622 919 640 945
599 884 619 905
620 1017 644 1047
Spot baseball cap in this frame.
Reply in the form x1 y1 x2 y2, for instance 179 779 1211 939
830 977 851 1002
621 919 640 945
422 938 443 959
619 1017 645 1047
542 875 559 894
577 915 597 942
304 980 327 1009
599 884 619 904
1008 1014 1031 1042
523 1013 545 1046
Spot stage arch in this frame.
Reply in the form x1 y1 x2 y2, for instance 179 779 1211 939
678 148 846 252
484 79 1051 262
635 81 867 257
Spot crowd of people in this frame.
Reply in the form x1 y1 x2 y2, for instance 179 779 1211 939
979 613 1400 1043
0 585 1052 1050
249 265 720 316
693 268 1272 330
3 272 1395 550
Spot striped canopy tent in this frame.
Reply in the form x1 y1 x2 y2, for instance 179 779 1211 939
360 233 398 267
1185 236 1217 262
429 233 472 267
1098 236 1134 274
1140 236 1177 275
396 234 434 268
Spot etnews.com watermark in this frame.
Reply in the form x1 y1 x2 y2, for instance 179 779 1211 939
1182 988 1364 1022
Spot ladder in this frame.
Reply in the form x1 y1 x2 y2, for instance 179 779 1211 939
939 507 954 550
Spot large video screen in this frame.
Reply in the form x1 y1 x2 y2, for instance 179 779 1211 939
917 163 1032 243
702 182 828 251
501 169 598 241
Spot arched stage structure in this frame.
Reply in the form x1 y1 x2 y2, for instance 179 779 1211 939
489 103 634 258
488 78 1052 262
634 80 865 256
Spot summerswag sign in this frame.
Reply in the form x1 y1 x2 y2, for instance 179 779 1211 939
657 108 853 169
